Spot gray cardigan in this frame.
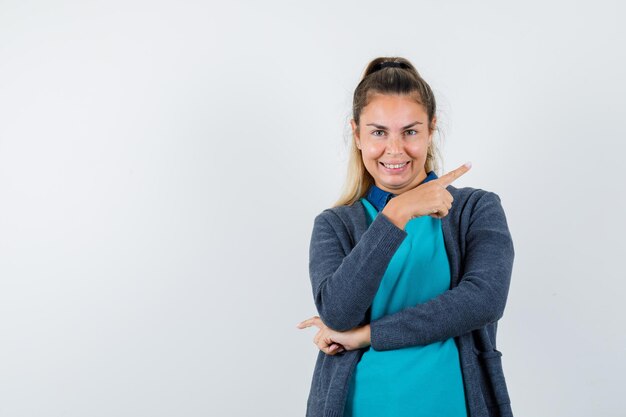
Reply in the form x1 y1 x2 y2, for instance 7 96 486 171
306 185 515 417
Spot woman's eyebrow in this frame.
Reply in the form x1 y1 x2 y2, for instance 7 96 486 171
366 121 423 129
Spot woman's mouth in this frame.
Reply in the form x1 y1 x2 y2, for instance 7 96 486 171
380 160 410 172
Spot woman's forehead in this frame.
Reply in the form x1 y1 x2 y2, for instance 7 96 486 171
361 94 428 123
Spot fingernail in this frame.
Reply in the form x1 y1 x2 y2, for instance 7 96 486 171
464 161 472 168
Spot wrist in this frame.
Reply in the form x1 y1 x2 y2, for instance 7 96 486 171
360 324 371 349
381 198 409 230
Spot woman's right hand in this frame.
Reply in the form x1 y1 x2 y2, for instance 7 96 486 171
382 162 472 228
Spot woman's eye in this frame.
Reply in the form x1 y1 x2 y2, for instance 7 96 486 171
372 130 385 137
405 129 418 135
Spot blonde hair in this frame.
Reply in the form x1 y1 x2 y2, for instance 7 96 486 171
333 57 443 208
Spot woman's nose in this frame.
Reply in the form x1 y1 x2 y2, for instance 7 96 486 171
386 135 403 155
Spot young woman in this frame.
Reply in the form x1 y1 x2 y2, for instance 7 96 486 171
297 57 515 417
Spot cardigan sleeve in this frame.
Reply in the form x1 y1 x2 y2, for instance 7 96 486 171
309 209 407 332
369 191 515 351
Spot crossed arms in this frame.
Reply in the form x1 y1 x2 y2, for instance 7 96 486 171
308 191 514 351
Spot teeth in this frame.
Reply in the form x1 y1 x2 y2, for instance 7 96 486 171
382 162 408 169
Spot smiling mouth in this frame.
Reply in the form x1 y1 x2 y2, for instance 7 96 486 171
380 161 410 169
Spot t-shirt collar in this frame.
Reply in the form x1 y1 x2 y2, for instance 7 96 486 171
365 170 439 212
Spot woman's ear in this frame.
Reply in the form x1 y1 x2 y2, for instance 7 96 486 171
430 115 437 134
350 119 361 149
428 115 437 145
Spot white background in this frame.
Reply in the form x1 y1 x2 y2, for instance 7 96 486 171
1 1 624 416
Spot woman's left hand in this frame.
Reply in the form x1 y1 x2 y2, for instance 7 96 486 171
297 316 371 355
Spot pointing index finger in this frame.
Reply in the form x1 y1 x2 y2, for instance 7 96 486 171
436 162 472 187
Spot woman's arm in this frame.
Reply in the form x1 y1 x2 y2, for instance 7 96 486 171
369 191 514 351
309 208 407 332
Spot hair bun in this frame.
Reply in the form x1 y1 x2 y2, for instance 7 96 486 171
371 61 408 73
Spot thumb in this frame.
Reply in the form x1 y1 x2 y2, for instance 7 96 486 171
297 316 323 329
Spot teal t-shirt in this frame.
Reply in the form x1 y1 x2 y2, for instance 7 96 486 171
343 196 468 417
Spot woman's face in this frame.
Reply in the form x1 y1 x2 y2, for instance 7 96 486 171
351 93 435 195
